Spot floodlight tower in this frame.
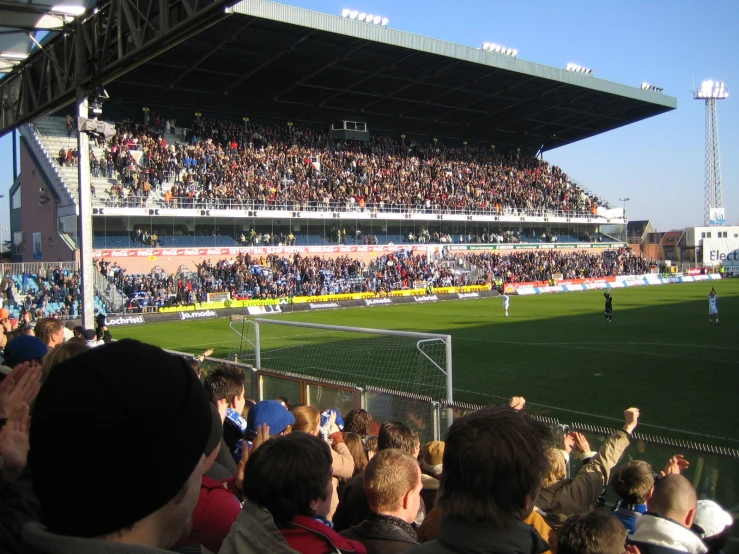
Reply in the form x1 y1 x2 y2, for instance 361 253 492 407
693 80 729 226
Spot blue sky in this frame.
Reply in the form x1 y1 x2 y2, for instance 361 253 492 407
1 0 737 231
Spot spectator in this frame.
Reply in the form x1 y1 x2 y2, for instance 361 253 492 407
611 460 655 534
292 405 355 520
628 475 707 554
611 455 688 536
101 117 606 218
692 500 733 554
536 408 640 529
334 421 417 531
203 364 248 463
365 435 378 460
23 340 211 553
83 329 104 348
246 399 295 441
343 432 369 477
4 336 48 372
33 318 64 349
558 512 628 554
40 338 88 381
420 441 444 511
344 408 374 437
0 401 32 552
340 449 422 553
177 404 252 553
408 406 554 554
241 432 368 554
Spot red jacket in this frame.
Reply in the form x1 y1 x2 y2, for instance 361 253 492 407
178 475 242 553
281 515 367 554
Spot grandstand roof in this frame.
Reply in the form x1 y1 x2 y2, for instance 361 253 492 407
0 0 88 73
106 0 677 155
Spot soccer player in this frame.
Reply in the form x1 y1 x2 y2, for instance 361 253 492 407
501 291 510 317
709 288 719 325
604 291 613 324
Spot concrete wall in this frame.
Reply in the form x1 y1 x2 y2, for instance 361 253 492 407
17 141 77 263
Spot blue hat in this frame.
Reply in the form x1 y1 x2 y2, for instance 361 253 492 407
247 400 295 436
5 335 48 366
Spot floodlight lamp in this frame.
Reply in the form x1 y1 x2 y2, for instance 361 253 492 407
495 45 502 53
341 8 350 17
482 42 490 50
381 17 388 26
373 15 381 24
506 48 512 55
0 52 28 60
52 4 86 16
512 49 518 57
366 14 373 22
349 10 358 18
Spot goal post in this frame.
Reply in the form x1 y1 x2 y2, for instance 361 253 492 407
245 318 454 428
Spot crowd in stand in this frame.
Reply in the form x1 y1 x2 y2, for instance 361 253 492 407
90 113 609 215
0 266 88 321
467 248 656 283
0 337 732 554
98 248 655 309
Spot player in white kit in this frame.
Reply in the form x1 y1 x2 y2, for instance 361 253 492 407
501 292 510 317
709 288 719 325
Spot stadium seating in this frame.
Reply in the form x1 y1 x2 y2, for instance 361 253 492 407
7 271 108 320
100 248 654 309
47 113 610 217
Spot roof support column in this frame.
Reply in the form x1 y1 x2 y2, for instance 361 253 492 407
77 95 95 329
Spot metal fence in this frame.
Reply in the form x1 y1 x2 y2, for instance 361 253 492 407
91 195 621 221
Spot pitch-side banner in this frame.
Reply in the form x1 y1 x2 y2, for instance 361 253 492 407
702 238 739 268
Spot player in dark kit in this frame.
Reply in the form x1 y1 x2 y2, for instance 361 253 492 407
604 291 613 324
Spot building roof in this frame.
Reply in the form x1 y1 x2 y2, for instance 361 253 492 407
627 220 652 237
0 0 88 73
660 230 684 246
103 0 676 155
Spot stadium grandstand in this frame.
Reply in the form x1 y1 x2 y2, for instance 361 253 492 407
7 0 675 276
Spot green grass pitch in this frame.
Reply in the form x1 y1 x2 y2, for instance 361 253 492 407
114 280 739 446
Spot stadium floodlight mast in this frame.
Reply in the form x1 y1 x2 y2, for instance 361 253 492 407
619 197 631 218
641 82 664 94
341 8 388 26
693 80 729 226
566 63 594 76
481 42 517 58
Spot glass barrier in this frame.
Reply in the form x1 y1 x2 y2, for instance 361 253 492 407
306 384 358 416
260 374 302 408
365 390 438 444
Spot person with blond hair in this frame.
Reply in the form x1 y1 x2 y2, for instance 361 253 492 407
536 408 640 530
341 449 421 553
292 405 354 520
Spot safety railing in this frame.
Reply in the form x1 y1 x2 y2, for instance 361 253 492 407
91 195 620 221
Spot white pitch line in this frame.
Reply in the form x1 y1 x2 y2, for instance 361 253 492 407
537 341 739 352
455 337 739 364
453 388 739 444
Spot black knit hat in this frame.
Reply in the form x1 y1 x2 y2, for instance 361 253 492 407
29 339 211 538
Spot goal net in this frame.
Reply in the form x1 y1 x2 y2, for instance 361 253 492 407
230 317 452 403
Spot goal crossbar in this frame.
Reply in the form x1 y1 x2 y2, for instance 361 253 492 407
252 318 449 340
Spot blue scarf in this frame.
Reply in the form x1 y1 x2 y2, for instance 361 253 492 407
312 514 333 529
226 408 247 431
